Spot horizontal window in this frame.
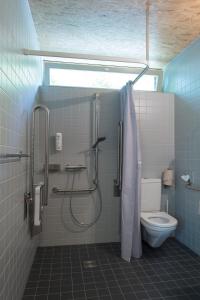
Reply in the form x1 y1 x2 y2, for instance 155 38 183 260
44 62 162 91
49 68 157 91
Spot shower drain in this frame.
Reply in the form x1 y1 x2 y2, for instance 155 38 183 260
83 260 97 269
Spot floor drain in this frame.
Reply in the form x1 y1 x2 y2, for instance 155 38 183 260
83 260 97 269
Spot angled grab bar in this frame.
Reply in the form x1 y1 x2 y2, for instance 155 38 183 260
31 105 50 206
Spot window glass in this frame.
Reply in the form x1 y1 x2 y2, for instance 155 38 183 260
49 68 158 91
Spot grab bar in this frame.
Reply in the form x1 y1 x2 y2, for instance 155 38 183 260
52 185 97 194
93 93 100 185
0 152 30 158
0 151 30 164
31 105 50 206
186 184 200 192
65 165 87 171
116 121 123 190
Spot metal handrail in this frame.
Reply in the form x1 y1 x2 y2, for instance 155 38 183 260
0 151 30 164
0 152 30 158
118 121 123 190
93 94 100 185
115 121 123 191
184 182 200 192
52 93 100 196
52 184 97 194
31 105 50 206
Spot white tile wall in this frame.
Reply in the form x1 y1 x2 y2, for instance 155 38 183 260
38 87 175 247
0 1 42 299
134 91 175 178
134 91 175 214
135 91 175 215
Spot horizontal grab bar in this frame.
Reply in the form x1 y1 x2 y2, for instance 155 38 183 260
52 185 97 194
0 152 30 158
184 183 200 192
0 152 30 164
0 158 21 164
181 176 200 192
65 165 87 171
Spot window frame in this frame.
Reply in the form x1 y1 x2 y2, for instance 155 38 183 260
43 61 163 91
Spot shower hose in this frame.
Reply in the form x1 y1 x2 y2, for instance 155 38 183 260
68 172 102 229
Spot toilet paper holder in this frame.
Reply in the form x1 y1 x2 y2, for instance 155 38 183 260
162 168 174 187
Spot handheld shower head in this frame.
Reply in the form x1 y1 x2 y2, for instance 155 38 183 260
92 137 106 149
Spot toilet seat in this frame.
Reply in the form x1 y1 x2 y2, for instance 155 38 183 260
141 211 177 230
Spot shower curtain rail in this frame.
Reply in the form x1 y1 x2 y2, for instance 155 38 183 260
130 64 149 86
23 49 148 67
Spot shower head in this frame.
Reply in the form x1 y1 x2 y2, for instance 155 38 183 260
92 137 106 149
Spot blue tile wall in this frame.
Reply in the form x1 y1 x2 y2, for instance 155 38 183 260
163 38 200 255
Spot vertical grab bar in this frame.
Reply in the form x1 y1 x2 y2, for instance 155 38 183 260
117 121 123 191
93 93 100 185
31 105 50 206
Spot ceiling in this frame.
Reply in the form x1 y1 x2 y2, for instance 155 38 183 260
29 0 200 68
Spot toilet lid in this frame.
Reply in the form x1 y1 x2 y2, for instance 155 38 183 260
141 211 177 228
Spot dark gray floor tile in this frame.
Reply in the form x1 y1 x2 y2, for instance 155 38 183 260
23 239 200 300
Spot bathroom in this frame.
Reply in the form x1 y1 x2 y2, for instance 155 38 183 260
0 0 200 299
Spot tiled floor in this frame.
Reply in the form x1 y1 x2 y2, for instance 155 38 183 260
23 239 200 300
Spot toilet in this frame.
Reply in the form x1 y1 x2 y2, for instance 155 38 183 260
141 178 178 248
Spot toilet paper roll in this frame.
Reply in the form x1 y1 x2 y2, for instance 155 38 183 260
163 169 174 186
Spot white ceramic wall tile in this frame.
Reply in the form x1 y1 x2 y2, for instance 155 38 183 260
134 91 175 178
134 91 175 213
0 1 42 299
38 87 174 247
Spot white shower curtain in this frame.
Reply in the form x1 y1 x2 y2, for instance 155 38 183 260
120 82 142 261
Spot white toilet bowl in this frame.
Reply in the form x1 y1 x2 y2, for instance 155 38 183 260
141 211 178 248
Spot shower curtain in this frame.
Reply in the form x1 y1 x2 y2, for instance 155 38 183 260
120 82 142 261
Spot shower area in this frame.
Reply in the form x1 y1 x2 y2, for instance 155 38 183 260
34 86 121 247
